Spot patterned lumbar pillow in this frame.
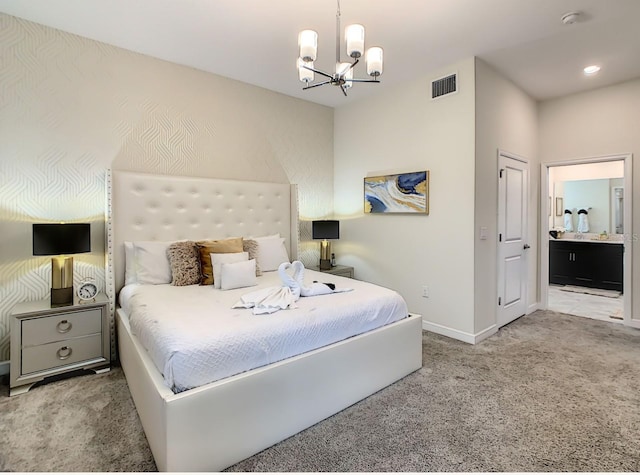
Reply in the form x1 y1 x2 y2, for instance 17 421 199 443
242 239 263 276
167 241 201 286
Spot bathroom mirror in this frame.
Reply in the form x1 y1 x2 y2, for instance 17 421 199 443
553 178 624 234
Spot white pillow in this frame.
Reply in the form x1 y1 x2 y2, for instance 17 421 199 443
251 233 280 240
133 241 172 285
220 259 257 291
124 241 136 285
253 235 289 272
211 252 249 289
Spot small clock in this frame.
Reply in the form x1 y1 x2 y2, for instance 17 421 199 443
77 278 99 302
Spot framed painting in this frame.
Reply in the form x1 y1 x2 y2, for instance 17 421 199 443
364 170 429 214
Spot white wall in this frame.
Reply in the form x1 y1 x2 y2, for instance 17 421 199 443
539 78 640 319
551 161 624 181
474 59 539 334
0 14 334 362
334 57 477 337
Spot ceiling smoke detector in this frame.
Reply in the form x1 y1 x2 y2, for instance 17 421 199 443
561 11 581 25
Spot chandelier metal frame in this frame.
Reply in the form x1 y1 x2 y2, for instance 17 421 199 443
297 0 383 96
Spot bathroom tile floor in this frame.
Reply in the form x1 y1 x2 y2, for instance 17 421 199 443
548 284 623 323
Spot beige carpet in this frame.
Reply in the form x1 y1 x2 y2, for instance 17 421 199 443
1 309 640 472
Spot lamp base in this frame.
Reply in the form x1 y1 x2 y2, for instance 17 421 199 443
319 240 332 270
51 256 74 307
319 259 331 271
51 287 73 307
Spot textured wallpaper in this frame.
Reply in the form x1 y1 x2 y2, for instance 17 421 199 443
0 14 334 362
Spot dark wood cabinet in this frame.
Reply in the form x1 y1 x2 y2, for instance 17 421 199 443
549 240 623 291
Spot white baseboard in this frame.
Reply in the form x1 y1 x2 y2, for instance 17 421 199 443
422 320 498 344
0 360 9 377
473 324 498 343
422 304 540 345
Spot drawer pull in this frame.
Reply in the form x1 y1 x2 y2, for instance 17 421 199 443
56 320 72 333
56 346 72 360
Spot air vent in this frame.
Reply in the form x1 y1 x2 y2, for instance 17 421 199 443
431 73 457 99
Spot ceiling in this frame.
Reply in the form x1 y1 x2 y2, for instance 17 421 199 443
1 0 640 108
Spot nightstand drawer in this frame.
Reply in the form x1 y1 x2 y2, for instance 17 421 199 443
309 265 355 279
330 269 353 278
21 334 103 374
22 308 102 347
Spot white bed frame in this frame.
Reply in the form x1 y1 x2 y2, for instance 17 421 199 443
109 170 423 471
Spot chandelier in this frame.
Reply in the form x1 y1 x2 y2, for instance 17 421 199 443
297 0 384 96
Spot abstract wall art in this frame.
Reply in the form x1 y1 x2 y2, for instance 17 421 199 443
364 170 429 214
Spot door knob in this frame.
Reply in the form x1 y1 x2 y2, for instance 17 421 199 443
523 244 530 249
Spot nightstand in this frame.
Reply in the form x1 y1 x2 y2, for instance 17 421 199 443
310 265 354 278
10 293 110 396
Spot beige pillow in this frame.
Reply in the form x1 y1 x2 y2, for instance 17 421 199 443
167 241 200 286
242 239 263 276
196 237 244 285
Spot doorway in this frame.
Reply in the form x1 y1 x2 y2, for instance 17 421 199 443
541 154 634 328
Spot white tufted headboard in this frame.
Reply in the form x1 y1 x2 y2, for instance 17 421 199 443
108 170 299 295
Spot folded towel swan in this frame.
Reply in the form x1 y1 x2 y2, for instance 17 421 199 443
232 286 298 315
233 261 353 314
278 260 304 299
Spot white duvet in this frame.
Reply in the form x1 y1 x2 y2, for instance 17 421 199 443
119 269 408 393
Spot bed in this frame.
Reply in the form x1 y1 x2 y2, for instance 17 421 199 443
109 170 423 471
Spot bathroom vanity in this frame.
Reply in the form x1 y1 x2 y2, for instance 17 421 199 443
549 239 623 291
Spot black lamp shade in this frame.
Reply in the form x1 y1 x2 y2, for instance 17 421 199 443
33 223 91 256
312 220 340 240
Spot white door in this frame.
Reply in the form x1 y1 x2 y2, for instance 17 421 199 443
497 151 529 327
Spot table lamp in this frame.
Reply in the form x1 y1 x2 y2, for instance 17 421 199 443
312 220 339 270
33 223 91 307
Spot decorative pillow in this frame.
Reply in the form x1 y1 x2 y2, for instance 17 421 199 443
133 241 172 285
253 235 289 272
242 239 262 276
167 241 200 286
211 252 249 289
196 237 244 285
220 259 257 291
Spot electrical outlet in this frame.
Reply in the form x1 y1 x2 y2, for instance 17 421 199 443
422 285 429 298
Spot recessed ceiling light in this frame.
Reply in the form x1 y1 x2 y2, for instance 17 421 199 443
561 11 581 25
583 65 601 75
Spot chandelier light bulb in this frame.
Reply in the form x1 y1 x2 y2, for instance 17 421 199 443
298 30 318 62
339 62 354 89
345 24 365 58
298 58 314 83
336 62 350 75
366 47 383 77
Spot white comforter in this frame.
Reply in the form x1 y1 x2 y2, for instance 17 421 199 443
119 270 408 393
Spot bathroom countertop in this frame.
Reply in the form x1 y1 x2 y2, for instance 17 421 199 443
549 237 624 244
